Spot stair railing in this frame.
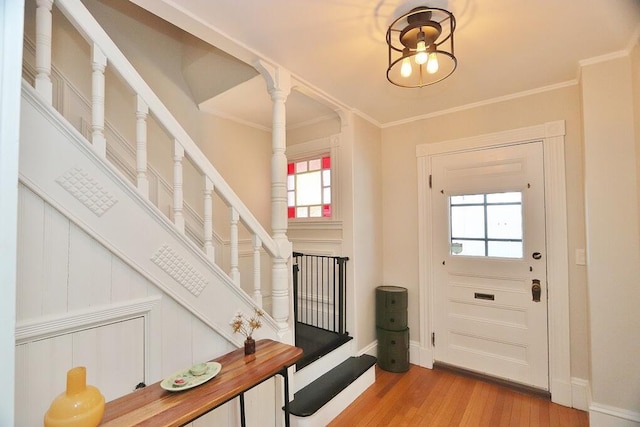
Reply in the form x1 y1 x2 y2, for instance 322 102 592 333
293 252 349 335
30 0 290 328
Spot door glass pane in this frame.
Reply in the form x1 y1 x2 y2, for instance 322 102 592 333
450 192 523 258
487 205 522 239
451 194 484 205
486 192 521 203
451 239 485 256
488 241 523 258
451 206 485 238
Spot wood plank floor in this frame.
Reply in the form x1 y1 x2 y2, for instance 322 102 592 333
328 364 589 426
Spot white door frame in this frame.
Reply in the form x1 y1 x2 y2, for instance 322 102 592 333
416 120 571 406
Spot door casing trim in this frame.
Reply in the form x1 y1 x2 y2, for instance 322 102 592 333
416 120 571 406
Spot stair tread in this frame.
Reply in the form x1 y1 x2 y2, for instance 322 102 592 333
289 354 377 417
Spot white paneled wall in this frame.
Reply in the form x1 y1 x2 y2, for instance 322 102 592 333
15 184 274 426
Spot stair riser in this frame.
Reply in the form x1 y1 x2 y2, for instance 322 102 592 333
293 340 353 392
290 366 375 427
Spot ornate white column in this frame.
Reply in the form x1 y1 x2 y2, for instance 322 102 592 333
254 61 292 336
35 0 53 104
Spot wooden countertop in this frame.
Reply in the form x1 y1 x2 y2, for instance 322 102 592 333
101 339 303 426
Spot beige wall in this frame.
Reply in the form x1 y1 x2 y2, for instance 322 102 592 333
350 115 383 349
632 42 640 248
381 85 590 380
582 54 640 416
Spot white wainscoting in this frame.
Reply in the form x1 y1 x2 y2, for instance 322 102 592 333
15 183 278 425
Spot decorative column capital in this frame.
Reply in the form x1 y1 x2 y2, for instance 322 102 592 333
253 60 291 101
36 0 53 9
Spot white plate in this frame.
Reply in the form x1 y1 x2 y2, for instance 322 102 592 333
160 362 222 392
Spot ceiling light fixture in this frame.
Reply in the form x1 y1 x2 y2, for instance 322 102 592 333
386 5 457 88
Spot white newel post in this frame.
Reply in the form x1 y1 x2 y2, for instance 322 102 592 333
91 43 107 157
203 177 214 262
172 140 185 233
35 0 53 104
229 207 240 286
252 235 263 307
255 61 292 336
135 95 149 198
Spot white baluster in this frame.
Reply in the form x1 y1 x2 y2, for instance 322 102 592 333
35 0 53 104
172 140 185 233
203 177 214 262
252 235 263 307
135 95 149 198
229 207 240 286
91 43 107 157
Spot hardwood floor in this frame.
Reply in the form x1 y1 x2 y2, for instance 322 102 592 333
328 364 589 426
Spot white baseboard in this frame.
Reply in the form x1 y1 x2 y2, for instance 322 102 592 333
590 402 640 427
410 340 433 369
571 377 590 411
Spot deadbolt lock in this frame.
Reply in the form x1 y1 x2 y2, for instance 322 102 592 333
532 279 542 302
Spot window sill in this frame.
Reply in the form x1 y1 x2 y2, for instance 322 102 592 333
288 219 343 231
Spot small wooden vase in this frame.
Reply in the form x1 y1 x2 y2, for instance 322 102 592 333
44 366 105 427
244 337 256 355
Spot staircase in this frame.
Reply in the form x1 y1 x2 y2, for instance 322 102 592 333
19 0 378 424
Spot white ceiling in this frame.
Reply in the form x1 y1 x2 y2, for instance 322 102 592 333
130 0 640 128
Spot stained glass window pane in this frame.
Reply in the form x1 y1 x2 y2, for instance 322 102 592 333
323 170 331 186
309 159 321 171
323 187 331 204
309 206 322 217
296 171 322 205
288 207 295 218
296 161 308 173
288 155 332 220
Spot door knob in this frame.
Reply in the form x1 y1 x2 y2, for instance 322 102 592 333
532 279 541 302
532 252 542 260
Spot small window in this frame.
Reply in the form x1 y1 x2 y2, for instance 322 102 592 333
288 156 331 219
450 192 523 258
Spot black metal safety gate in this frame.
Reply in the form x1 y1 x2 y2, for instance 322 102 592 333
292 252 349 335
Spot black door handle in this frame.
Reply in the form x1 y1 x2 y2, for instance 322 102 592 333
532 279 541 302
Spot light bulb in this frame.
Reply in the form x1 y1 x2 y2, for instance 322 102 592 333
400 56 412 77
426 51 439 74
415 40 428 65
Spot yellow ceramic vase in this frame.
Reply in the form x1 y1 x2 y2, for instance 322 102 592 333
44 366 105 427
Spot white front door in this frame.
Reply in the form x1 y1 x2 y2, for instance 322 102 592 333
431 141 549 390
